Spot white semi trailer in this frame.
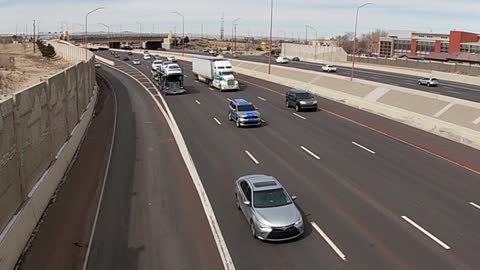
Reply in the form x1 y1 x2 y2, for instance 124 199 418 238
192 56 239 91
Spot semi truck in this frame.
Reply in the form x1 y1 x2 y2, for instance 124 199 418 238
152 64 185 95
192 56 239 91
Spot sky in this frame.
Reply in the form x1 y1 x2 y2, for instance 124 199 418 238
0 0 479 39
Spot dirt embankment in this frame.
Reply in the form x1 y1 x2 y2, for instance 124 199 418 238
0 43 70 96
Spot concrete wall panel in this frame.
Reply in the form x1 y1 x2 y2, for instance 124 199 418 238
47 72 69 158
64 66 79 132
14 82 52 194
76 62 87 114
0 98 23 234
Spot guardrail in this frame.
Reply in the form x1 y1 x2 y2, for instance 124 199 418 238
0 40 97 270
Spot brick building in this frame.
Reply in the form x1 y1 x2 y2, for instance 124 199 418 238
378 30 480 59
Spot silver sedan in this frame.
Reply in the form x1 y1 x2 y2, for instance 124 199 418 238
235 175 304 241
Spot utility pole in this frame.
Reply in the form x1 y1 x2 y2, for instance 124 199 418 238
220 12 224 40
234 23 237 54
33 20 36 53
268 0 273 75
173 11 185 56
201 24 203 39
305 25 308 44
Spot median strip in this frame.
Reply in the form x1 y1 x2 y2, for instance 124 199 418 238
245 150 260 165
300 146 320 160
311 222 347 261
352 141 376 154
402 216 451 250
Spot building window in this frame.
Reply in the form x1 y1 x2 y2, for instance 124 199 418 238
440 42 449 53
470 44 480 54
379 41 392 57
416 41 435 54
460 44 470 52
393 39 411 51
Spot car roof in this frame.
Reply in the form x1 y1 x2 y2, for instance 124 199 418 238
288 89 308 94
233 99 251 105
239 175 283 191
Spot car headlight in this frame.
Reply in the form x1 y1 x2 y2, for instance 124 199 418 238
294 219 303 226
300 101 307 105
257 220 271 229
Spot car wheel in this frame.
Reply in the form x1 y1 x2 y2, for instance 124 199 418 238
286 100 290 108
236 119 241 128
295 104 300 112
251 221 257 239
427 83 430 87
418 81 421 85
228 112 232 121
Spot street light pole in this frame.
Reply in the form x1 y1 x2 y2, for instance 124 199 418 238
99 23 110 47
85 7 105 60
268 0 274 75
351 2 372 81
173 11 184 56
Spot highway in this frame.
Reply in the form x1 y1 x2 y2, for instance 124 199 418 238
168 49 480 103
93 50 480 270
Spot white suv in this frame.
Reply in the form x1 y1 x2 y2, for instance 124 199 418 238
143 54 151 60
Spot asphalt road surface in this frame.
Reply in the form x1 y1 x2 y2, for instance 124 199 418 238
167 49 480 103
95 51 480 270
86 67 223 270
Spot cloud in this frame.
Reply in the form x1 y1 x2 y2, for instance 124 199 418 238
0 0 478 37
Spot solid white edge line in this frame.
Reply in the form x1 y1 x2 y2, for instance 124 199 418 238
311 222 347 261
244 150 260 165
195 100 201 105
103 63 236 270
469 202 480 210
257 96 267 101
401 216 451 250
214 117 222 125
82 78 118 270
293 113 306 120
300 146 320 160
351 141 376 154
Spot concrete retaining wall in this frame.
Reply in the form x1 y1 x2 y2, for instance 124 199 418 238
0 41 96 270
282 43 348 63
348 56 480 78
143 50 480 151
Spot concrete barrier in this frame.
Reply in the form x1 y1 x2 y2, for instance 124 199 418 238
141 50 480 151
0 41 97 270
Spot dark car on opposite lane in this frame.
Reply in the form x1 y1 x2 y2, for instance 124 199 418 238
286 89 318 112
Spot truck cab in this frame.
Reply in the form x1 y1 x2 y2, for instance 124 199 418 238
211 60 239 91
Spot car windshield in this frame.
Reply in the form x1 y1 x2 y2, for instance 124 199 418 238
221 71 233 76
253 188 292 208
431 78 438 80
237 104 255 111
168 66 180 70
296 93 313 99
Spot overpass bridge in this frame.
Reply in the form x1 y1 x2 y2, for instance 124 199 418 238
69 33 169 49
